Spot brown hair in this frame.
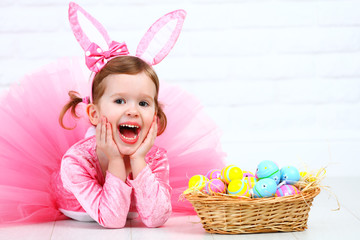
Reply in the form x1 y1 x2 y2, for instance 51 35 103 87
59 56 167 135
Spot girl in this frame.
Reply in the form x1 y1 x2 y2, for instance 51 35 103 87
0 2 225 227
53 56 171 228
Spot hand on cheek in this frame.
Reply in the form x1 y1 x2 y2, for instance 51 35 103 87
132 115 157 160
96 116 122 161
129 115 158 178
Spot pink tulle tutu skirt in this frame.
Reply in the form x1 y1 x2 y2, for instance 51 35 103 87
0 57 225 225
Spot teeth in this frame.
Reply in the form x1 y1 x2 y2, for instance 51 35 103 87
119 124 139 141
120 134 137 140
120 124 139 128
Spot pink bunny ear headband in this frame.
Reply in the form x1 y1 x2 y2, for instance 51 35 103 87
68 2 186 103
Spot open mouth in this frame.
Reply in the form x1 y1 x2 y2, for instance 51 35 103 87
118 123 141 144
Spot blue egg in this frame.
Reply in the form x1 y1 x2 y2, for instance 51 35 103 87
280 166 300 185
255 160 280 184
253 178 277 198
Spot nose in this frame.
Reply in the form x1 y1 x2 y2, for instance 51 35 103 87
125 103 139 118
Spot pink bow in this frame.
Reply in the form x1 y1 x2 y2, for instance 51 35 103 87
85 41 129 72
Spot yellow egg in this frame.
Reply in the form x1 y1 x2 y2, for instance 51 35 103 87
188 175 208 190
221 165 243 184
300 171 307 178
183 175 209 194
300 171 316 182
227 179 250 197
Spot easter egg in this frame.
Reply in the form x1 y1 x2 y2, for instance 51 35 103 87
227 179 250 197
205 179 226 194
243 171 254 178
221 165 243 184
275 184 300 197
243 176 257 189
300 171 316 182
255 160 281 184
280 166 300 185
253 178 277 198
188 175 208 191
206 169 222 180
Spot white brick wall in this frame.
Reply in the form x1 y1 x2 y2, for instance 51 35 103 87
1 0 360 177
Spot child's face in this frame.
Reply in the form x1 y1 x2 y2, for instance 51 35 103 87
96 72 156 156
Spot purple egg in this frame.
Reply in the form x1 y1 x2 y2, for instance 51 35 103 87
206 169 222 180
205 179 226 194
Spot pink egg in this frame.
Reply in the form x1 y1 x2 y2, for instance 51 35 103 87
206 169 222 180
242 171 254 178
275 184 300 197
205 179 226 194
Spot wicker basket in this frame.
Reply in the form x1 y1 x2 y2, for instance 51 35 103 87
184 185 321 234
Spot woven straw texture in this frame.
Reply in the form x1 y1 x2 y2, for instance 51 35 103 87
185 186 320 234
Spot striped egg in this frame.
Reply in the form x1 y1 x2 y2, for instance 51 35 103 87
275 184 300 197
206 169 222 180
227 179 250 197
243 171 255 178
221 165 243 184
243 176 257 189
188 175 208 191
255 160 281 184
205 179 226 195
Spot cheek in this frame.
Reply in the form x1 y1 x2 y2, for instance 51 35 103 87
99 105 119 121
142 110 155 129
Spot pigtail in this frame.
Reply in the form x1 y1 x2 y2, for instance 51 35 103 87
157 103 167 136
59 91 84 130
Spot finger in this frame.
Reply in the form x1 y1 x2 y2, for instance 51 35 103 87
96 119 102 144
106 122 113 143
145 116 158 145
101 117 107 144
152 117 158 139
155 116 158 131
96 117 105 145
151 119 158 144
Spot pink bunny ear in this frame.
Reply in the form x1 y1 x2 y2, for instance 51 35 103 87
68 2 112 51
68 2 129 73
136 10 186 65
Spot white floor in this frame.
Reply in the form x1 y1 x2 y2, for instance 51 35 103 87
0 177 359 240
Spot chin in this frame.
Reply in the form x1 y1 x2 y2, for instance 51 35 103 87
119 146 137 156
117 138 145 157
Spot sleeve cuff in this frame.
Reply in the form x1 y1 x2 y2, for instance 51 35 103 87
126 165 154 189
106 171 132 193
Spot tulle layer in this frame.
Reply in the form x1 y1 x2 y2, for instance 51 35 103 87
0 57 225 225
156 85 226 214
0 58 91 225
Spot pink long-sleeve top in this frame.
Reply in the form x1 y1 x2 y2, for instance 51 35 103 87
52 136 172 228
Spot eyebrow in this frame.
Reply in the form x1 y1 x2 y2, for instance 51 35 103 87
110 93 154 100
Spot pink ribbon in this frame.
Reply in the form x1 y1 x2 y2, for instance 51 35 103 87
85 41 129 72
82 96 90 104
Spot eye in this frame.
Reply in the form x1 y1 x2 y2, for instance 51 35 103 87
139 101 149 107
114 98 125 104
262 184 267 188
